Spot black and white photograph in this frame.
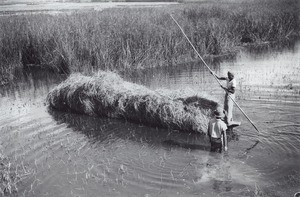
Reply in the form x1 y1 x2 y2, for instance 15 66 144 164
0 0 299 196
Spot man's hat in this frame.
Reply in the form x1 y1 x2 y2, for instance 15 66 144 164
227 71 235 76
214 107 224 118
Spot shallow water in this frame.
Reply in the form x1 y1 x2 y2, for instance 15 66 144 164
1 42 300 196
0 2 177 16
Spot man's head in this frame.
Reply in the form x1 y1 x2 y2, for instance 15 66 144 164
214 107 224 118
227 71 234 80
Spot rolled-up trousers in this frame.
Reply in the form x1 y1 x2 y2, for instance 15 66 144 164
210 138 222 153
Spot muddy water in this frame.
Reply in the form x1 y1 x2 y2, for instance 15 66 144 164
1 43 300 197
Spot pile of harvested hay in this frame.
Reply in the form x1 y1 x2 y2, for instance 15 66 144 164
47 71 219 133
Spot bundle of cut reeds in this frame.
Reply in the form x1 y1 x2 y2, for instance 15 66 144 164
47 71 219 133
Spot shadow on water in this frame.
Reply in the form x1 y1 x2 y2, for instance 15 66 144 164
48 107 212 150
46 109 259 197
48 107 240 153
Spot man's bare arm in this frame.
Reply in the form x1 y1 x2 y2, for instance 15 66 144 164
223 130 228 152
210 71 227 80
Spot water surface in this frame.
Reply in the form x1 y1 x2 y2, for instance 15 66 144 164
0 43 300 196
0 2 177 15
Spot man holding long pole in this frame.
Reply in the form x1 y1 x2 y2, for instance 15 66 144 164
212 71 236 125
170 14 260 133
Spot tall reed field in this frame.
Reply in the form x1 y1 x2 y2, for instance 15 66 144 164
47 71 219 133
0 0 299 84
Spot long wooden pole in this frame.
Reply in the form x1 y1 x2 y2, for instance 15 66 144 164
170 14 260 133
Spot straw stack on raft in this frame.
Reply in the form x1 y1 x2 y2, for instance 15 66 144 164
47 71 219 134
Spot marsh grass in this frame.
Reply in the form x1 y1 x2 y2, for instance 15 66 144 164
0 153 19 196
47 71 218 133
0 0 299 83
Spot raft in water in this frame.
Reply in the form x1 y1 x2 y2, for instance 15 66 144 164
46 71 219 134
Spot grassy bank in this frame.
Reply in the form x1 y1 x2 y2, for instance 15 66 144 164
47 71 218 133
0 0 299 83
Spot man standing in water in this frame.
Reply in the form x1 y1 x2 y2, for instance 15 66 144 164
207 108 228 153
213 71 236 124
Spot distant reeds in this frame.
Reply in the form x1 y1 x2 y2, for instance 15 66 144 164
47 71 219 133
0 0 299 84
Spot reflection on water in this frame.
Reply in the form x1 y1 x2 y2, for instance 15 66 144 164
0 42 300 196
125 41 300 103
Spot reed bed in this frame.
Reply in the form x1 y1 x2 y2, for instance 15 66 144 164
47 71 218 133
0 0 299 84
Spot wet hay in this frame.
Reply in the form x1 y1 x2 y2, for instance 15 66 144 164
47 71 219 133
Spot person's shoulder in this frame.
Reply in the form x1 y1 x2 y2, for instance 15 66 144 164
215 119 225 124
220 120 227 128
219 120 226 125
